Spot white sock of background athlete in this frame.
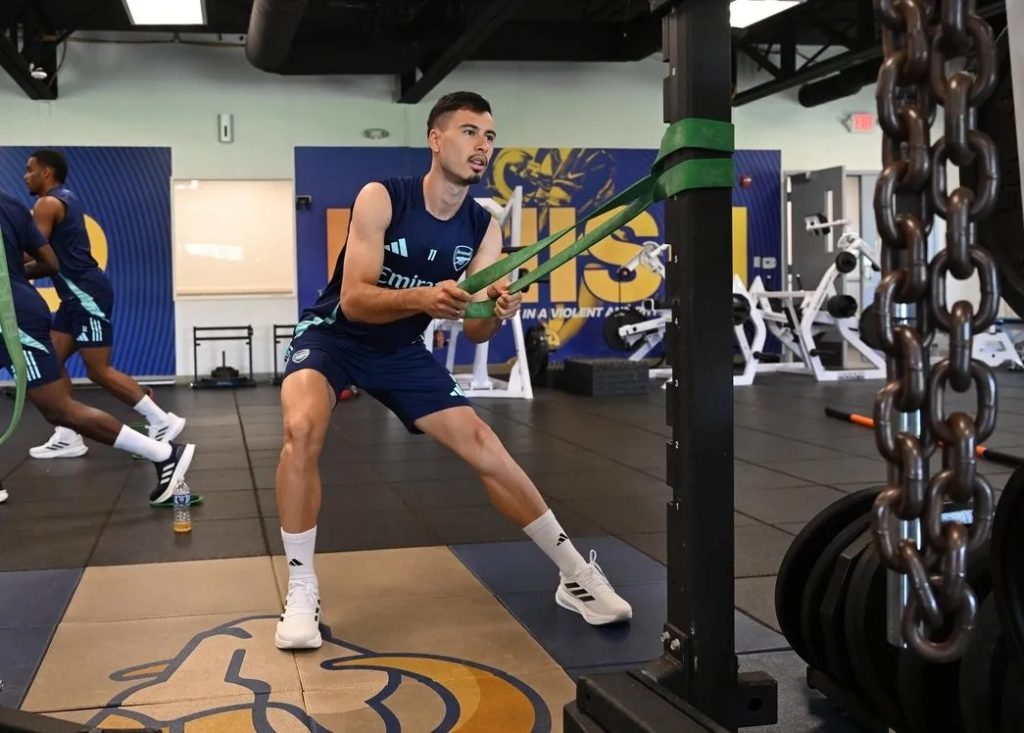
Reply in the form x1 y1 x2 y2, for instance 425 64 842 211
113 426 172 462
134 395 170 424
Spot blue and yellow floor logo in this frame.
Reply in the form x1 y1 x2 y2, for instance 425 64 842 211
83 615 551 732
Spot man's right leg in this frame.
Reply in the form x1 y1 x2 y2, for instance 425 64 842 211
26 376 194 505
29 330 87 459
275 368 336 650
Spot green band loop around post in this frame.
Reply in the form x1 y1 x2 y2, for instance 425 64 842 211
462 118 735 319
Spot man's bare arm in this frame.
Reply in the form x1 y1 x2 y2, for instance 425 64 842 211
339 183 471 324
31 197 63 241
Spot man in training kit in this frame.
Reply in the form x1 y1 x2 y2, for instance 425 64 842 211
22 150 186 459
0 189 194 505
273 91 632 650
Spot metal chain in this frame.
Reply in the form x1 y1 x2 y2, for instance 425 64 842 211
871 0 1000 663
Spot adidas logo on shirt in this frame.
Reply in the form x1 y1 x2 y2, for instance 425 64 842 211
385 238 409 257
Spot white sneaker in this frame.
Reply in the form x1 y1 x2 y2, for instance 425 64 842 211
275 579 322 649
556 550 633 625
148 413 186 443
0 487 7 504
29 428 88 459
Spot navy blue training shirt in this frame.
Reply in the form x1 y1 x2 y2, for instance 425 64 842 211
41 185 107 301
297 175 492 352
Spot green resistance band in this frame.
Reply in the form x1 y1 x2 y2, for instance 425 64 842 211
0 232 27 445
461 118 735 319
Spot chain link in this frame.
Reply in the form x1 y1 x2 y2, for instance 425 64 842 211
872 0 1001 663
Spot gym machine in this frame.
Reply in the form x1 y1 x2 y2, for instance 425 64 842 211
190 326 257 389
737 230 886 383
271 323 296 386
971 323 1024 370
600 241 672 370
605 231 886 386
731 274 766 387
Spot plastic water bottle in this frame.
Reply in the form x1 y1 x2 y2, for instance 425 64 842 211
173 479 192 533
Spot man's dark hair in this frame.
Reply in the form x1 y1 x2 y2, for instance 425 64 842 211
427 92 492 133
30 149 68 183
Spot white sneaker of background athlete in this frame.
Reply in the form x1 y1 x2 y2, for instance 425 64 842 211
147 413 186 443
275 579 323 650
0 487 8 504
29 427 88 459
556 550 634 625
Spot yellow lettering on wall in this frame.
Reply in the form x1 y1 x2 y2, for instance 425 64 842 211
326 208 351 273
318 203 754 308
733 206 748 284
548 208 578 303
581 209 662 304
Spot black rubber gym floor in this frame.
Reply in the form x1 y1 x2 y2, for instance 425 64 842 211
2 371 1022 730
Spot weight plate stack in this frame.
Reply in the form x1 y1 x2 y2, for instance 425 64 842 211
525 324 550 379
1001 657 1024 730
799 518 873 675
960 595 1009 733
601 308 646 352
818 530 875 692
992 465 1024 670
896 542 991 733
843 543 907 731
774 487 882 664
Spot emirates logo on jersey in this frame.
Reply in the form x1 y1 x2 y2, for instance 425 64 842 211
453 245 473 271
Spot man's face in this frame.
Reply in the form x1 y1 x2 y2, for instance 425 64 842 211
24 157 50 195
431 108 496 186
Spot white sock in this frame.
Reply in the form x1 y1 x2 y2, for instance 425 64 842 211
282 526 318 583
54 426 79 441
523 509 588 577
133 395 169 425
113 425 172 462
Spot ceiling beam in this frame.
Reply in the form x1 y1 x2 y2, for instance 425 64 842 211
733 45 877 106
733 0 1006 106
0 29 56 100
477 20 660 62
736 41 783 78
397 0 529 104
801 9 857 48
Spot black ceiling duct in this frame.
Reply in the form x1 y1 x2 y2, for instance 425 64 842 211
245 0 309 72
797 58 882 108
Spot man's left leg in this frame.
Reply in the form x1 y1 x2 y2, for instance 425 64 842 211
78 333 186 443
415 405 633 625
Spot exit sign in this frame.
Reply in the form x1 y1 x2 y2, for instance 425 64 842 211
844 113 876 133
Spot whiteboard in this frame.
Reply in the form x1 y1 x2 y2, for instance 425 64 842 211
172 179 296 296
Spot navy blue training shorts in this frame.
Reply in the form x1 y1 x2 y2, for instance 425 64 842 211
1 297 62 388
282 327 470 433
51 287 115 348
